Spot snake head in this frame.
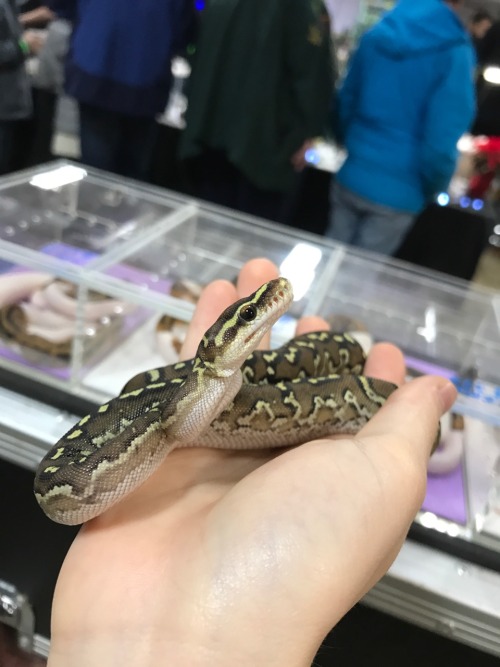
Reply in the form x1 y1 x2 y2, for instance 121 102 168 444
197 277 293 376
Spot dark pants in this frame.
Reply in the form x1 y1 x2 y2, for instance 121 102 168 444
193 149 287 223
471 83 500 137
10 88 57 172
0 121 15 175
78 103 159 181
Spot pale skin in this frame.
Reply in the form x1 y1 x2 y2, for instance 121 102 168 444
47 258 457 667
19 6 55 27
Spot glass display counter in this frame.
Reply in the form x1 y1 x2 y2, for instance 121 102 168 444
0 161 499 657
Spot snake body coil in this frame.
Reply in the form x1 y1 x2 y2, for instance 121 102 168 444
34 278 397 525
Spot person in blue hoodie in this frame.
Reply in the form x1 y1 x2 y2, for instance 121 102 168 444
325 0 476 256
48 0 194 181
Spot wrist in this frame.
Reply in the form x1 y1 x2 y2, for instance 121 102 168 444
48 633 316 667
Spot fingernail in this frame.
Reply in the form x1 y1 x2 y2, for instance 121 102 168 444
438 380 458 414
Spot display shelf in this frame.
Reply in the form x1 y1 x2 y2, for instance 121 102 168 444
89 201 335 311
364 539 500 658
0 162 200 401
1 161 500 655
0 161 186 262
315 252 500 390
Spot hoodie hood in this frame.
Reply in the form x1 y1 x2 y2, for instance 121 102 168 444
369 0 470 59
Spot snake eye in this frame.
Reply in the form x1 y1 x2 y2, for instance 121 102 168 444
239 304 257 322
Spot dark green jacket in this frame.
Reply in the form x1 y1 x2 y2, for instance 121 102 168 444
180 0 335 192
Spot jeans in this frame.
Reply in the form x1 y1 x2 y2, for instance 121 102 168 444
79 103 159 181
325 181 416 256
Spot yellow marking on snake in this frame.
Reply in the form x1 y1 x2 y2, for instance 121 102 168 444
120 388 144 399
283 390 302 417
146 382 167 390
89 421 161 481
44 466 60 473
78 415 91 426
358 376 386 405
35 483 73 501
67 429 83 440
50 447 66 460
98 404 109 413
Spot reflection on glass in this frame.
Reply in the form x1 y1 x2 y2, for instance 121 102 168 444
483 66 500 85
29 166 88 191
417 306 437 344
280 243 322 301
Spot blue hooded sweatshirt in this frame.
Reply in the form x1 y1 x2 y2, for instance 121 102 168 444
50 0 194 117
335 0 476 213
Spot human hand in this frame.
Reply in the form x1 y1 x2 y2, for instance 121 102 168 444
290 139 315 171
19 6 55 27
22 30 46 55
47 258 456 667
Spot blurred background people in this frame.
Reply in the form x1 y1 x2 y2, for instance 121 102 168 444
325 0 476 256
0 0 38 174
180 0 335 223
15 0 52 54
10 1 69 170
50 0 195 181
17 0 54 27
471 18 500 138
468 9 493 53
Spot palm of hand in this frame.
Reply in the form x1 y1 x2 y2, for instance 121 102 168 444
48 260 453 667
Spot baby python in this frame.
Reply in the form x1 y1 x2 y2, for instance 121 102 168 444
34 277 398 525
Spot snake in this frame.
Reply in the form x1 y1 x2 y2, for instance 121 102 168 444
34 277 400 526
0 276 129 358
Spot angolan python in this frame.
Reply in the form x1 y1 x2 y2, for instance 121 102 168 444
34 277 399 525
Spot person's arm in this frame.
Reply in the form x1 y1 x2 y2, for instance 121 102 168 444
18 5 54 27
0 2 25 67
0 1 47 64
0 39 23 67
45 258 456 667
419 45 476 201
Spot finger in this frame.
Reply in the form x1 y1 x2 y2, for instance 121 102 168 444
295 315 329 336
181 279 237 359
359 375 457 460
181 258 280 360
364 342 406 386
236 258 280 349
236 257 279 296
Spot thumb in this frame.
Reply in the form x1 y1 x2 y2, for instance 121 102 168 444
359 375 457 461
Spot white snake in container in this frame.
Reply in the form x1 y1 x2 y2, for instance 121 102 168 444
35 277 405 526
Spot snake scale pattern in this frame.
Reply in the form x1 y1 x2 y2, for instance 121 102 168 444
34 278 397 525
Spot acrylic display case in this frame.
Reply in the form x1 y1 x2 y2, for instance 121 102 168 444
0 161 499 657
